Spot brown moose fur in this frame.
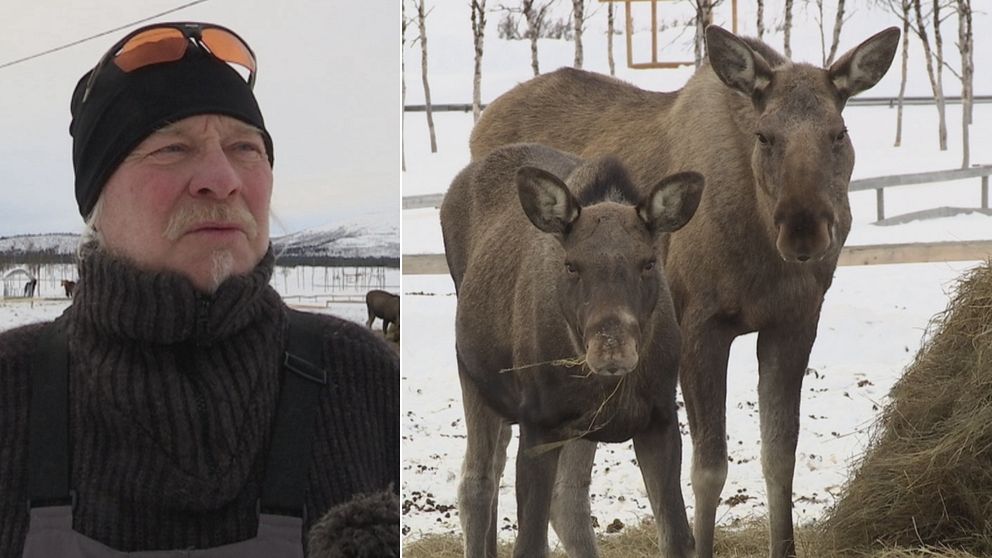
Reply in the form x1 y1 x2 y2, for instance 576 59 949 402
365 289 399 335
441 143 703 558
469 26 900 558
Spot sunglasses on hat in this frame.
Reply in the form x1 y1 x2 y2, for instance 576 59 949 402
80 22 256 105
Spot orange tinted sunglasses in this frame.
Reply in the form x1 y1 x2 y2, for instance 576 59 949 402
81 22 256 104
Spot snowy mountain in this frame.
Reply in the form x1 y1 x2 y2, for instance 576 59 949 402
0 212 399 266
271 210 400 265
0 233 79 261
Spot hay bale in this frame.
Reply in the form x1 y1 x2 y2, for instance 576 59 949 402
820 262 992 555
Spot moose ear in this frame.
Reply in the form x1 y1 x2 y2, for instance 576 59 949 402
638 172 705 234
706 25 773 100
517 166 580 235
828 27 900 103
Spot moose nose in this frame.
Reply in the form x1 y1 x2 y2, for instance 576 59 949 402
775 209 834 263
584 313 640 376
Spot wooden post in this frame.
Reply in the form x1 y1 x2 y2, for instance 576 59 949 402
625 0 634 69
650 0 658 64
982 175 988 209
876 188 885 221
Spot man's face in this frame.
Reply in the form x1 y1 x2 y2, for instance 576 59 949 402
97 114 272 293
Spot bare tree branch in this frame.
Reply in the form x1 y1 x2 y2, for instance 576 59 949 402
912 0 948 150
471 0 487 122
572 0 585 68
607 1 616 75
784 0 794 58
413 0 438 152
826 0 847 65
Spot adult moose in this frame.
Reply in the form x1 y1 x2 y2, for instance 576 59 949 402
441 143 703 558
470 26 900 558
366 289 400 336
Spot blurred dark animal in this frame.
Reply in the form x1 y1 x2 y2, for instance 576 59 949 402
61 280 76 299
441 143 703 558
23 279 37 298
365 290 399 335
470 25 900 558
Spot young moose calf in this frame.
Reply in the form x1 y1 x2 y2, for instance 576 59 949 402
441 143 703 558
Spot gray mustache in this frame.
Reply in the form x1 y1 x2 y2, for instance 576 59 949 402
162 203 259 241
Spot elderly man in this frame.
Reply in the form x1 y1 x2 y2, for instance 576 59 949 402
0 22 398 556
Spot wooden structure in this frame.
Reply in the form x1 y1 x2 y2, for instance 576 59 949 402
403 165 992 273
598 0 739 69
2 268 34 299
849 164 992 222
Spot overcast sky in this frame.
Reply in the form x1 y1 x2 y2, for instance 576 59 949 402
0 0 399 237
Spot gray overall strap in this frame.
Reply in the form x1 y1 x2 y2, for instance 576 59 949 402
27 316 72 508
259 308 329 519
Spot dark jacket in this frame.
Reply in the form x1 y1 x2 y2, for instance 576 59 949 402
0 248 399 555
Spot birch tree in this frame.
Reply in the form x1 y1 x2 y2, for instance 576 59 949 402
826 0 847 65
813 0 848 66
784 0 794 58
607 1 616 75
522 0 555 75
913 0 947 150
572 0 583 69
757 0 765 40
471 0 487 122
894 0 911 147
955 0 973 166
413 0 437 152
691 0 716 68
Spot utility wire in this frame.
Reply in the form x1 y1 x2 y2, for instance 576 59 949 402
0 0 209 70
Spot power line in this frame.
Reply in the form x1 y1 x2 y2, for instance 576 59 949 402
0 0 210 70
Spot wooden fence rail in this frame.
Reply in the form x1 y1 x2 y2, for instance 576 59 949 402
405 165 992 221
848 165 992 222
403 167 992 274
403 240 992 275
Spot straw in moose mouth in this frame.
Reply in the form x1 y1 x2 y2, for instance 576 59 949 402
498 355 587 374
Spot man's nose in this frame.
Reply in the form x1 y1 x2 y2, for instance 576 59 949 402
188 144 242 199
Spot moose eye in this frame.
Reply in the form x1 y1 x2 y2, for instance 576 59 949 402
756 133 770 145
642 260 656 272
565 262 578 274
834 128 848 142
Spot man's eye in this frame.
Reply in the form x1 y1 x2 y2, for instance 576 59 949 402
232 142 265 158
154 144 188 154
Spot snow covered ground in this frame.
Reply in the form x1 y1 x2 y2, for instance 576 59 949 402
400 1 992 547
0 263 399 331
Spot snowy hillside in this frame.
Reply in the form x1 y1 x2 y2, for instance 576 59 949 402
0 233 79 257
272 210 400 262
0 212 399 264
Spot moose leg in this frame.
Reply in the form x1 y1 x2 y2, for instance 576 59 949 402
680 321 735 558
549 439 599 558
366 307 375 328
513 425 561 558
382 318 391 335
756 323 817 558
458 367 509 558
633 416 694 557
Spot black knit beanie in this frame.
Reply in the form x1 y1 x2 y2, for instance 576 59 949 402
69 44 274 218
